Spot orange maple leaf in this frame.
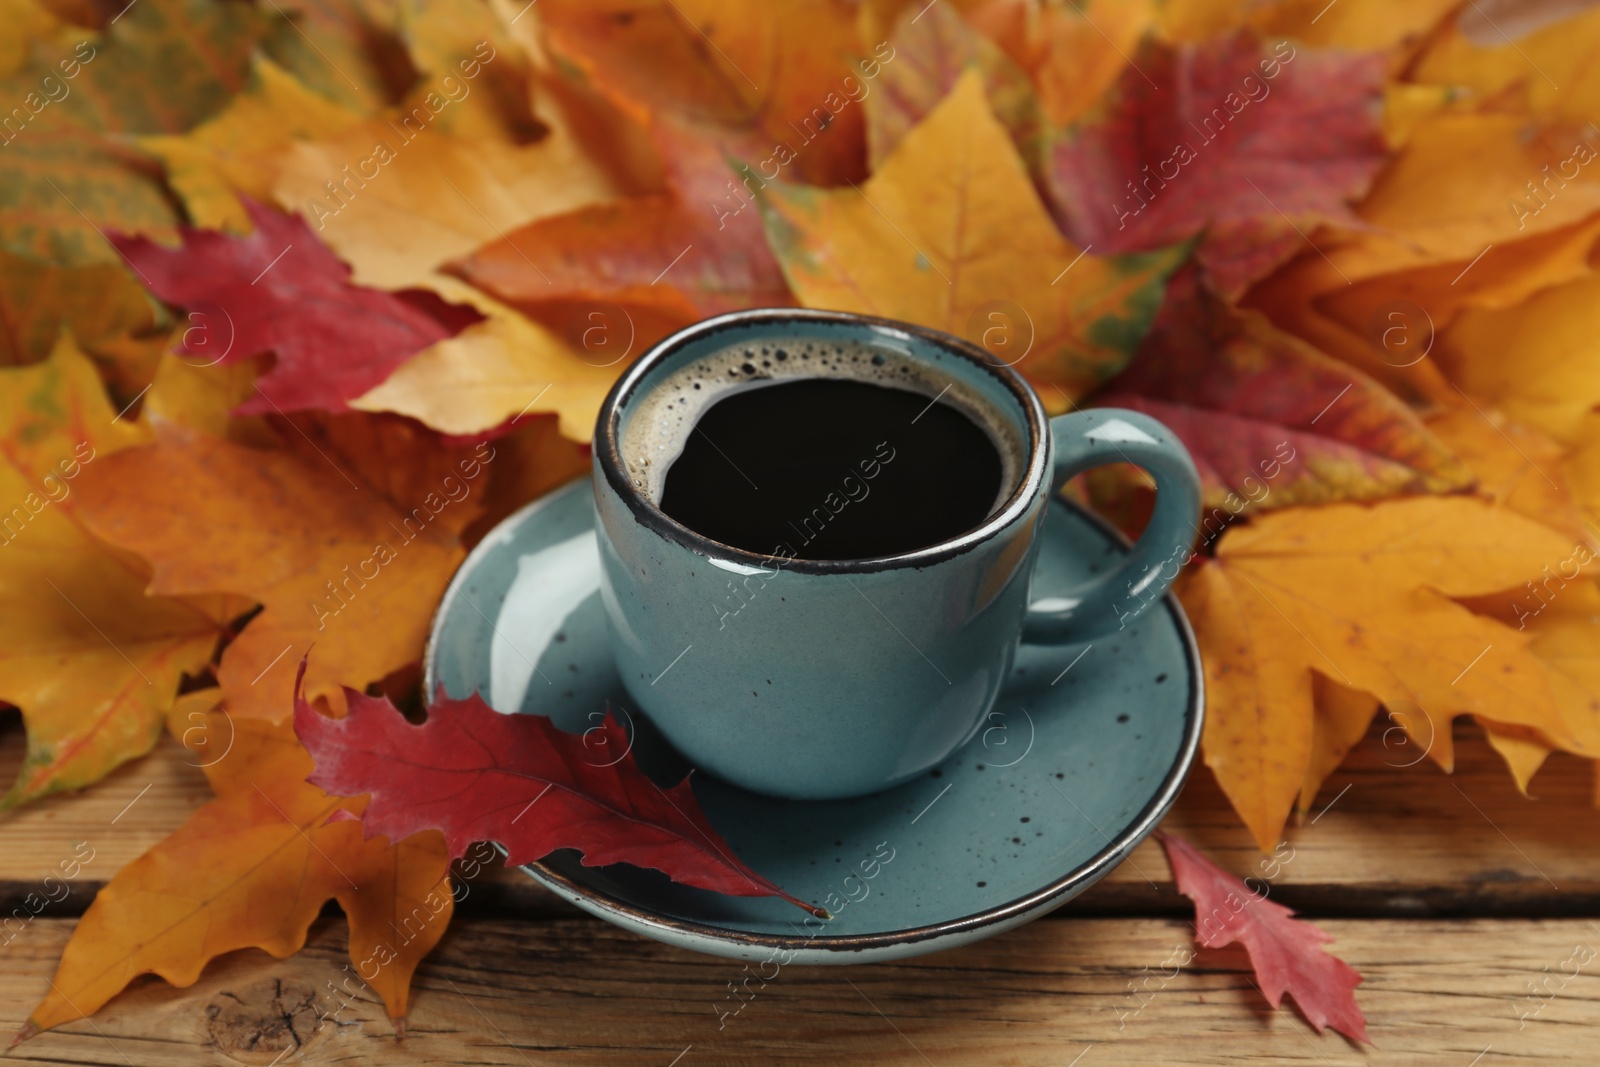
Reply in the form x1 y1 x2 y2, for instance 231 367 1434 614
22 689 453 1036
74 413 492 721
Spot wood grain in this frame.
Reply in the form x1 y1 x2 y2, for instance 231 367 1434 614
2 715 1596 920
3 699 1599 1063
3 915 1598 1065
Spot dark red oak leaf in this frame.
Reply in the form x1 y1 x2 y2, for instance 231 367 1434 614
292 667 824 916
1159 831 1369 1044
108 198 480 413
1047 34 1387 297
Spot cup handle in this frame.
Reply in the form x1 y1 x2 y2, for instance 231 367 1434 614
1021 408 1202 644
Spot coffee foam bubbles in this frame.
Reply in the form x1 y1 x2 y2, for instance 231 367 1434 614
620 336 1026 510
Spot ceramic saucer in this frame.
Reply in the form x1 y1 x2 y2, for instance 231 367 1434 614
423 477 1201 964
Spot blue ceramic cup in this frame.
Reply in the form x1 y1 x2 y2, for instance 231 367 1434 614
592 309 1200 800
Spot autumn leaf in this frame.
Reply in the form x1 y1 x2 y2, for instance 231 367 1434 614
132 347 273 445
74 412 488 721
1244 0 1461 49
258 0 416 115
1096 269 1470 512
1411 2 1600 126
1048 33 1388 298
452 133 793 326
456 0 874 324
1419 402 1600 792
1437 276 1600 446
0 0 70 76
23 698 452 1036
1482 722 1556 795
538 0 869 188
1159 831 1369 1044
1569 412 1600 531
1425 406 1592 545
272 124 619 292
350 277 622 441
1156 0 1467 48
0 336 232 808
762 70 1182 404
139 55 365 231
0 248 166 398
865 1 1042 168
965 0 1154 128
1328 112 1600 282
1252 212 1600 407
1181 497 1593 851
295 683 826 915
458 415 592 547
0 0 260 266
1518 579 1600 783
397 0 545 144
108 199 482 414
1298 676 1380 816
1180 559 1312 851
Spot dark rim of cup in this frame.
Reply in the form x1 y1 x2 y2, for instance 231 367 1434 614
593 308 1051 574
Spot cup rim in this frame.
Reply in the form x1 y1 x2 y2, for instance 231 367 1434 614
593 308 1052 574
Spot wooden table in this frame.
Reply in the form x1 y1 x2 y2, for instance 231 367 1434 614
2 717 1597 1066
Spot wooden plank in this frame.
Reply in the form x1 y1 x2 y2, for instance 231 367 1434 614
2 915 1597 1065
3 715 1598 917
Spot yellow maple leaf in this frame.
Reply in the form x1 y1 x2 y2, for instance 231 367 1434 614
136 56 366 234
1438 276 1600 445
962 0 1154 128
26 705 453 1034
1247 211 1600 410
1412 3 1600 124
1426 406 1592 543
272 118 618 290
0 336 234 809
1314 112 1600 284
1482 722 1556 794
1247 0 1461 48
760 70 1181 404
351 277 621 441
1567 411 1600 531
74 416 487 721
1298 676 1380 817
1183 496 1592 851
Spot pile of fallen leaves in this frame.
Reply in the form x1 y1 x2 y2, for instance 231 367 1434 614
2 0 1598 1037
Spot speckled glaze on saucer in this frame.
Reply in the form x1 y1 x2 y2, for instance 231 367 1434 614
423 477 1202 964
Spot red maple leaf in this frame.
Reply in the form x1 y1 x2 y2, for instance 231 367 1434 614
108 198 480 413
1095 267 1470 509
1158 830 1369 1044
293 665 824 916
1047 34 1387 297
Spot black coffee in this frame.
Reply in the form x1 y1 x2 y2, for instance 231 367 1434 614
659 378 1004 560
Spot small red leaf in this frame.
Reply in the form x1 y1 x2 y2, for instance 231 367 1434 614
107 198 480 413
1158 831 1369 1045
292 668 823 916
